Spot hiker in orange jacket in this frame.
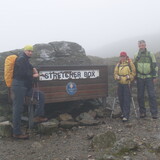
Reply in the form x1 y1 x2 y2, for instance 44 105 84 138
114 52 136 122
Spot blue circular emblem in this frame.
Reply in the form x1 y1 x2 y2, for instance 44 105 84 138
66 82 77 95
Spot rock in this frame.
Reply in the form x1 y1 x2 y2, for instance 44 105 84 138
88 110 97 119
101 154 116 160
123 156 132 160
94 107 107 118
76 112 99 126
59 113 73 121
0 121 12 137
37 119 59 135
91 131 116 151
87 132 94 140
110 138 138 156
151 143 160 153
60 121 79 129
32 41 91 66
31 142 43 149
79 119 99 126
0 116 7 122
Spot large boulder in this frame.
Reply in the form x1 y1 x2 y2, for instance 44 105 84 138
0 41 92 103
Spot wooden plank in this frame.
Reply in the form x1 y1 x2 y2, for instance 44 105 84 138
45 94 106 103
43 89 107 99
38 83 107 93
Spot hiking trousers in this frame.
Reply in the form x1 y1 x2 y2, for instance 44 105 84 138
11 79 45 135
137 77 158 116
118 83 131 119
11 79 27 135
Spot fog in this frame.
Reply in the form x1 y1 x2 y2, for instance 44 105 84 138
0 0 160 56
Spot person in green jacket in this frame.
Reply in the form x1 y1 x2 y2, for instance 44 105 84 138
134 40 158 119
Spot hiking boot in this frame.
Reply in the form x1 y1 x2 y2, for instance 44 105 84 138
152 115 158 119
33 116 48 123
122 117 128 122
120 114 124 119
140 113 146 118
13 134 29 140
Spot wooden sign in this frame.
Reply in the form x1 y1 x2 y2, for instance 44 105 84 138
37 65 108 104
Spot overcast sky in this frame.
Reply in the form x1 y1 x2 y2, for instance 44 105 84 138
0 0 160 55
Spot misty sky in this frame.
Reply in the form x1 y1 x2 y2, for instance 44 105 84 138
0 0 160 55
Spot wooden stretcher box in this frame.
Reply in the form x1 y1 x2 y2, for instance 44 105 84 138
37 65 108 104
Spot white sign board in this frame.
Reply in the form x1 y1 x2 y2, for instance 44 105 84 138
39 70 100 81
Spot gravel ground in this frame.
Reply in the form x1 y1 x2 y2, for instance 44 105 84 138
0 102 160 160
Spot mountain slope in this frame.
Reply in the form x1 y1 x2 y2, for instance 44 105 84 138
87 33 160 58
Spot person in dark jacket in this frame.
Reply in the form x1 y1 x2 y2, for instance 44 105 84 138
134 40 158 119
11 45 48 139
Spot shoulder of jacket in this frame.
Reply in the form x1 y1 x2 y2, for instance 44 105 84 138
134 53 138 58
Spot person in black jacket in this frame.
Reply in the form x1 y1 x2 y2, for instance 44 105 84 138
11 45 48 139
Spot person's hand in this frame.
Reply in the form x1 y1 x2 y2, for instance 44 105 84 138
117 76 120 80
33 73 39 78
126 75 130 80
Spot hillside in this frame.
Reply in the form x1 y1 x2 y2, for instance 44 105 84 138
87 32 160 58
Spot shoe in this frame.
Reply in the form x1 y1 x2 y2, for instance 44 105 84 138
120 114 124 119
13 134 29 140
33 116 48 123
122 117 128 122
152 115 158 119
140 113 146 118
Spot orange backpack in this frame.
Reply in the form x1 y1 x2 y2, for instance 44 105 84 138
4 55 17 87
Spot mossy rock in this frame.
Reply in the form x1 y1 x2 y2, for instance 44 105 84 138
92 131 116 151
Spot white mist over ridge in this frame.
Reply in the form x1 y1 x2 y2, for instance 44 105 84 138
87 32 160 58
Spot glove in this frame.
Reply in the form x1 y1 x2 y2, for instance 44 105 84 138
126 75 130 80
117 75 120 80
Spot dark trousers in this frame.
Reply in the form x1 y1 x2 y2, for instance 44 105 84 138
11 79 45 135
137 77 158 116
118 83 131 119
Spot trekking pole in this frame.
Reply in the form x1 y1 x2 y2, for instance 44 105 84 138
36 80 40 101
110 96 117 118
110 86 118 118
28 82 36 129
128 83 138 118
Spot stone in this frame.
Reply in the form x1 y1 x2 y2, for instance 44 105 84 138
110 138 138 156
123 156 132 160
87 132 94 140
76 112 99 126
0 116 7 122
92 131 116 151
102 154 116 160
94 107 107 118
59 113 73 121
37 120 59 135
31 142 43 149
0 121 12 137
59 121 79 129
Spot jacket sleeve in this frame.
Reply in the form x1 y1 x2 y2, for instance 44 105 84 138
150 53 158 78
114 64 119 80
129 61 136 82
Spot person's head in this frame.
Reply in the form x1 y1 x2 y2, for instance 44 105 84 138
23 45 33 57
120 51 128 62
138 40 146 52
